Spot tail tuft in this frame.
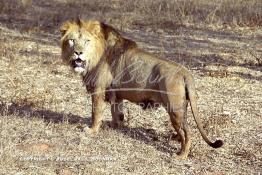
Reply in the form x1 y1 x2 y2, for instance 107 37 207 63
210 140 223 148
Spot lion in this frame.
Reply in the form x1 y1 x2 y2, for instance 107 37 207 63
60 18 223 159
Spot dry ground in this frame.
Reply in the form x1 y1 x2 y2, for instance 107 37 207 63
0 0 261 174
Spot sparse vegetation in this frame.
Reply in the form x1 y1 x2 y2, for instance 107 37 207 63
0 0 261 174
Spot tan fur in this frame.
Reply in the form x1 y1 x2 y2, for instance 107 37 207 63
60 19 223 159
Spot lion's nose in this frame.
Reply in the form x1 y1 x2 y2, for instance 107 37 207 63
74 51 83 55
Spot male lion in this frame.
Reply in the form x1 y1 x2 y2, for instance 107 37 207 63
60 19 223 159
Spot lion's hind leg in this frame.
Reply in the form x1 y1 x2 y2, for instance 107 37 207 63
168 109 189 159
169 102 191 159
182 114 191 159
161 82 191 159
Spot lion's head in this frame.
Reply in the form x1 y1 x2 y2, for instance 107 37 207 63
60 19 106 75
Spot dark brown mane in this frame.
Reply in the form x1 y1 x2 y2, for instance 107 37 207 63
100 22 137 50
100 22 120 40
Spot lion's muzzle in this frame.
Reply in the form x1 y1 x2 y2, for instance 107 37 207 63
71 57 86 73
73 58 85 68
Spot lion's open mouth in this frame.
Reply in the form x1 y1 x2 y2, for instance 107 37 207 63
72 58 86 69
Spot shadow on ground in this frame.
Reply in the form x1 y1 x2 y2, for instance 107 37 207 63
118 126 177 155
0 100 177 155
0 100 89 124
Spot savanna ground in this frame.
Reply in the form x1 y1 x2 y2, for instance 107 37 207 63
0 0 261 174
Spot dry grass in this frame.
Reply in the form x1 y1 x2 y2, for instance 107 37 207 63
0 0 261 174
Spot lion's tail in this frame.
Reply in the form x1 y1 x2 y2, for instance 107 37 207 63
185 74 223 148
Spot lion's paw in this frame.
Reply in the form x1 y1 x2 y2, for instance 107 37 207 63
83 127 99 136
110 120 124 129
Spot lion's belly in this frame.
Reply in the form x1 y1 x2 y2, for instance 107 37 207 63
114 87 161 104
116 90 147 102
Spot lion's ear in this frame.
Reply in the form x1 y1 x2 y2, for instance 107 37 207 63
90 21 102 35
76 16 84 27
60 22 71 36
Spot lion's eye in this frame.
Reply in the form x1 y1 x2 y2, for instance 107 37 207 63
68 39 74 47
85 39 90 44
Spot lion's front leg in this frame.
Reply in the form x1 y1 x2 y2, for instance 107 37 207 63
86 89 106 134
110 98 124 128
